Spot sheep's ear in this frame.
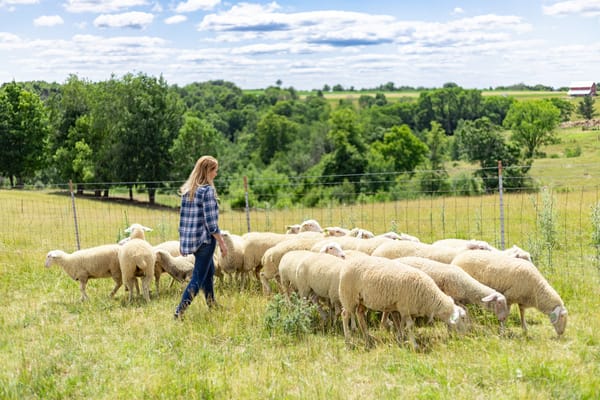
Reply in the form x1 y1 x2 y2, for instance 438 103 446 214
142 225 153 232
549 306 567 324
481 293 498 303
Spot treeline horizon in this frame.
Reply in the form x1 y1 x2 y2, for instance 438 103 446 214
1 74 593 208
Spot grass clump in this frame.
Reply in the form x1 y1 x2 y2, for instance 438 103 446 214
263 293 320 338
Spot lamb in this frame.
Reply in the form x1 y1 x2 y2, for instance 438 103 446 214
338 255 468 349
118 224 156 302
395 256 508 325
213 230 246 284
259 235 326 295
45 244 122 301
371 240 463 263
432 238 532 262
154 249 195 284
451 250 567 337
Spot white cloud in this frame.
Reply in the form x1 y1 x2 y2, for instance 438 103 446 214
175 0 220 13
63 0 149 14
543 0 600 17
0 0 38 6
165 15 187 24
453 7 465 15
34 15 64 27
94 11 154 29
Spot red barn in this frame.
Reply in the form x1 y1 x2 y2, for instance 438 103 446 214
568 81 597 96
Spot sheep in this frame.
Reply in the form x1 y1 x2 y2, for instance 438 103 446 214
338 255 468 349
240 231 292 285
324 226 351 237
44 244 122 301
259 235 326 295
311 235 393 255
118 224 155 302
154 249 194 284
118 223 153 245
213 230 246 284
432 238 532 262
371 240 463 263
380 231 421 242
451 250 567 337
285 224 301 234
395 256 509 326
347 227 375 239
298 219 324 233
152 240 181 292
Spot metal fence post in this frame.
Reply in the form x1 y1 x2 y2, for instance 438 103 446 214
69 180 81 250
498 160 505 250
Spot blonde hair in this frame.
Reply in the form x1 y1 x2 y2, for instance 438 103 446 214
179 155 218 201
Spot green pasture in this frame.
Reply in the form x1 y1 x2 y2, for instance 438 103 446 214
1 182 600 399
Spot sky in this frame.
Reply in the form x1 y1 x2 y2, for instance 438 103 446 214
0 0 599 90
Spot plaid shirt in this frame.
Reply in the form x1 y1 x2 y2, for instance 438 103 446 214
179 185 220 255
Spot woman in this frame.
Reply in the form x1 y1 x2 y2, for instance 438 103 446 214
174 155 227 320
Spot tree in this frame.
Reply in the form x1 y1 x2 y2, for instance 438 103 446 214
577 95 596 120
0 82 49 187
254 111 298 165
454 117 530 191
503 100 561 158
370 124 428 173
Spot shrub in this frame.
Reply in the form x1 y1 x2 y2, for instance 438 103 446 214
263 293 320 338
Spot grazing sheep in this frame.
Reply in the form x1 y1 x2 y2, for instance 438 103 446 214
213 230 246 284
152 240 181 293
451 250 567 337
118 224 155 302
241 231 292 284
347 227 375 239
324 226 351 237
396 256 509 325
432 238 532 262
339 256 468 349
259 235 326 295
311 235 393 255
154 249 194 284
371 240 462 263
45 244 122 301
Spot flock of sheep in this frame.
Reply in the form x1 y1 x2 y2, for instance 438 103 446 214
45 219 568 349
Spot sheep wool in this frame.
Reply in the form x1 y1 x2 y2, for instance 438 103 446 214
451 249 567 336
118 238 156 302
339 255 467 349
45 244 122 301
371 240 461 264
154 249 194 284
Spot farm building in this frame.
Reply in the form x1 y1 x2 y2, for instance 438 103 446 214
567 81 597 97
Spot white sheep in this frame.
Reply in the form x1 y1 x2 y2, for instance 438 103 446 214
311 235 393 255
118 223 153 245
324 226 351 237
339 255 468 349
285 224 301 234
154 249 194 284
118 224 155 302
347 227 375 239
213 230 246 284
432 238 532 262
241 231 292 285
380 231 421 242
396 256 509 325
371 240 462 263
298 219 324 233
45 244 122 301
152 240 181 292
451 250 567 337
259 235 326 295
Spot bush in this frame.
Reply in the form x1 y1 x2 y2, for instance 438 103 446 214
263 293 320 338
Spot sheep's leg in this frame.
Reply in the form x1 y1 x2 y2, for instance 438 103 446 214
108 278 122 298
356 304 374 349
401 315 418 350
518 304 528 334
79 279 89 302
154 271 161 297
141 274 153 302
341 308 354 349
125 277 137 302
259 271 272 296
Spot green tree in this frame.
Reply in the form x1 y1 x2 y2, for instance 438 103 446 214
255 111 298 165
0 82 49 187
577 95 596 120
503 100 561 158
370 124 428 173
419 121 450 194
169 115 226 180
415 86 483 134
454 117 530 191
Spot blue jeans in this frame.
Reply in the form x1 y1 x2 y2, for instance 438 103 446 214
175 238 216 315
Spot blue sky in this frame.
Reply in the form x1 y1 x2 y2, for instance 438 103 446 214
1 0 599 90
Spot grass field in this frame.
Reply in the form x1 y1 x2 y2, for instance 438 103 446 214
2 118 600 399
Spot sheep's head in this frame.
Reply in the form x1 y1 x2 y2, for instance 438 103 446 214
505 245 532 263
285 224 301 234
549 305 568 337
299 219 323 233
481 292 509 322
324 226 350 237
447 304 468 333
349 228 374 239
124 223 152 240
320 242 346 259
45 250 65 268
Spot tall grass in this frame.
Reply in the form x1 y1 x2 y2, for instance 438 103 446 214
1 189 599 399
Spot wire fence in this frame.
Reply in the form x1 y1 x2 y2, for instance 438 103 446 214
2 165 600 284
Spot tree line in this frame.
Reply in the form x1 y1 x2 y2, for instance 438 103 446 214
1 74 594 207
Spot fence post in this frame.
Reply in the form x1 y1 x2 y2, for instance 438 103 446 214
498 161 505 250
244 176 251 233
69 180 81 250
